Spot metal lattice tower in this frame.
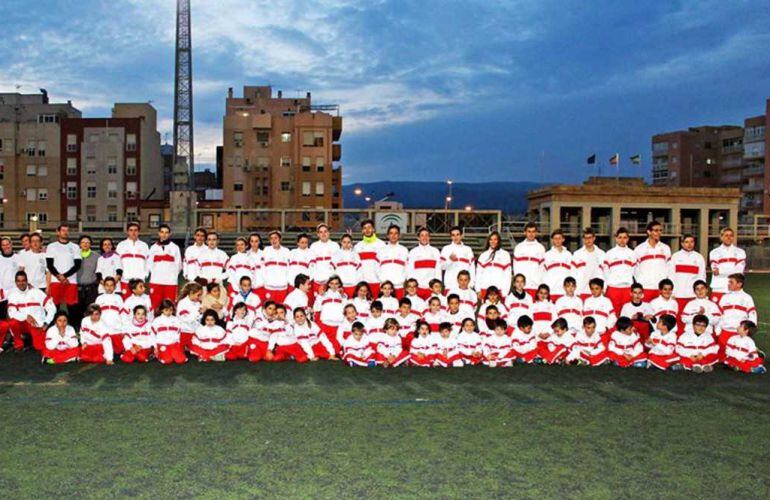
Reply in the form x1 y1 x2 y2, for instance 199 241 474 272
173 0 194 191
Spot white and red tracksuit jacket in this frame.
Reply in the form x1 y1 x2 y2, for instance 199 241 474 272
444 310 464 333
6 286 55 325
633 240 671 291
554 295 583 332
331 248 361 288
531 299 555 336
441 243 475 292
646 328 678 358
410 334 435 360
504 291 532 328
288 248 314 286
681 298 722 332
725 335 761 363
228 289 262 323
314 289 347 326
718 290 757 333
378 296 399 317
45 325 79 352
79 317 112 357
572 246 606 296
403 294 427 317
542 331 575 357
226 252 256 290
676 331 718 360
608 331 644 359
247 249 264 289
377 243 409 289
513 239 545 290
123 320 155 351
225 316 252 346
669 249 706 300
355 238 385 285
96 252 122 292
423 310 448 332
266 320 298 350
649 295 679 321
148 241 182 286
193 324 228 351
293 321 335 358
582 295 617 334
95 293 127 335
408 244 441 289
342 334 373 361
478 300 508 323
475 248 512 295
457 330 482 357
124 294 153 323
483 333 513 361
249 317 274 344
183 243 206 282
453 288 478 319
261 246 291 292
374 332 405 358
709 244 746 294
116 238 150 284
152 315 182 346
309 240 340 285
365 315 386 337
620 301 653 321
395 313 419 339
177 297 203 335
283 289 308 319
345 297 371 320
542 247 574 297
197 247 228 284
602 246 636 288
432 332 460 359
335 319 356 346
510 328 537 355
568 330 606 362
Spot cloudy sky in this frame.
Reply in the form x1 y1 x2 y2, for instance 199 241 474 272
1 0 769 184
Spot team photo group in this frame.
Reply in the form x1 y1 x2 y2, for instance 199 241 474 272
1 218 763 374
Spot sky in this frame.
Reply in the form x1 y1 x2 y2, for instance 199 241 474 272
1 0 769 184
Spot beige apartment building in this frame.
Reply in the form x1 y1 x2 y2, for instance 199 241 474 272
222 86 343 230
0 91 81 230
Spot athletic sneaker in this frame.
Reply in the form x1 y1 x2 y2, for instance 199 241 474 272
693 365 703 374
702 364 713 373
751 366 767 374
367 360 377 367
671 364 684 371
632 360 647 368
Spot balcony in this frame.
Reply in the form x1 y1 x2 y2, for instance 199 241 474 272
332 116 343 142
720 173 742 184
332 143 341 161
722 144 743 154
721 157 743 169
741 183 763 193
744 147 765 159
744 131 765 143
741 198 762 209
743 165 764 177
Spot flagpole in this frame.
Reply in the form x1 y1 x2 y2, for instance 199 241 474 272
616 153 620 184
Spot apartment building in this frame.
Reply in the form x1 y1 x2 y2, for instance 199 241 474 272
222 86 343 230
0 91 81 229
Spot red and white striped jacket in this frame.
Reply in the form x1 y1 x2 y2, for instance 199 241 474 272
513 239 545 290
407 244 441 288
444 310 465 334
226 252 256 289
116 239 150 283
196 247 228 284
423 310 448 332
124 294 153 324
345 297 372 320
354 238 385 284
6 286 55 325
410 334 435 359
572 246 606 296
45 325 79 351
676 331 718 359
633 240 671 290
377 243 409 288
225 316 252 345
709 244 746 293
123 320 155 350
669 249 706 299
602 246 636 288
510 328 537 355
95 292 126 335
646 327 677 357
177 297 203 334
568 330 605 361
457 330 482 356
378 296 399 317
431 332 459 358
314 289 347 326
293 320 335 358
373 332 404 358
247 249 264 289
718 290 757 333
331 248 361 287
554 294 583 332
183 243 206 282
531 299 555 336
342 333 373 360
148 241 182 286
608 331 643 358
681 297 722 332
309 240 340 284
475 248 512 295
542 247 574 296
266 320 297 349
649 295 679 320
228 289 262 323
395 312 419 339
152 314 182 345
79 317 110 346
725 334 760 363
283 289 308 320
482 333 514 360
403 293 427 317
365 315 386 337
441 242 475 292
261 245 291 291
288 247 314 286
504 291 532 328
193 324 227 351
453 288 478 319
582 295 617 334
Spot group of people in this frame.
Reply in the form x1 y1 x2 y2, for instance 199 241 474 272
0 219 763 373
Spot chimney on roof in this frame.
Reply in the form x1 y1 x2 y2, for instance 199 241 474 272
277 90 282 98
227 87 233 99
306 92 311 99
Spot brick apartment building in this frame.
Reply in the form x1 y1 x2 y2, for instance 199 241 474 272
222 86 343 230
0 91 81 229
652 99 770 221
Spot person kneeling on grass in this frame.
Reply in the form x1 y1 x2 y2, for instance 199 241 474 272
153 299 187 365
294 308 337 361
409 321 435 367
724 320 765 374
373 317 410 367
79 304 114 364
483 319 514 368
456 318 483 365
190 309 229 362
567 316 609 366
433 322 463 367
121 305 155 363
342 321 375 367
265 305 308 363
510 315 538 364
674 314 719 373
537 318 574 365
608 316 647 368
646 314 679 370
43 312 80 364
225 302 252 361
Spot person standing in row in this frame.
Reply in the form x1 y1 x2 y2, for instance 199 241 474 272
633 220 671 303
261 230 291 304
513 222 545 298
475 231 511 299
116 222 149 299
709 227 746 303
16 233 47 291
377 224 409 299
72 235 100 327
602 227 636 315
309 224 339 299
441 226 475 294
183 227 207 284
407 227 441 299
669 234 706 319
572 227 605 301
0 237 18 318
46 224 81 310
354 219 384 297
148 224 182 309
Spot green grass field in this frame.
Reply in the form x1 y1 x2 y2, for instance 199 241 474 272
2 276 770 498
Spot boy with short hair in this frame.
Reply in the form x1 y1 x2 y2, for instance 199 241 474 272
510 315 538 364
453 270 478 318
620 283 653 342
342 321 375 367
607 317 647 368
567 316 608 366
681 280 722 333
724 320 766 374
645 314 679 370
554 276 582 332
675 314 720 373
583 278 617 343
432 322 462 367
537 318 574 365
602 227 637 314
717 273 757 348
482 319 514 367
649 279 679 323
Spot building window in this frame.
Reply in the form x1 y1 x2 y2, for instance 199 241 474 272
257 157 269 170
38 213 48 224
66 182 77 200
37 165 47 177
86 163 97 175
302 131 324 147
234 183 244 191
27 140 36 156
67 158 77 175
26 165 36 176
67 134 78 152
302 181 311 196
86 205 96 222
281 182 291 191
87 184 97 198
281 133 291 143
256 131 270 145
316 157 325 172
26 189 37 201
89 133 100 143
126 158 137 176
67 205 77 222
0 160 3 180
126 134 137 151
233 131 244 148
38 189 48 201
38 114 59 124
126 209 138 222
108 181 118 199
107 205 118 222
281 156 291 167
315 182 324 196
107 157 117 175
126 182 137 199
37 141 46 157
302 156 311 172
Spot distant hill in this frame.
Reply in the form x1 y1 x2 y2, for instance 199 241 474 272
343 181 543 215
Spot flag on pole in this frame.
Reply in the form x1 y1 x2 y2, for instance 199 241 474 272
609 153 619 166
586 154 596 165
629 154 641 165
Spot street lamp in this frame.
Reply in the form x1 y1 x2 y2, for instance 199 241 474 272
444 195 453 210
464 205 473 212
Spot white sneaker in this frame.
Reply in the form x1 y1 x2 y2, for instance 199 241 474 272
702 364 713 373
693 365 703 374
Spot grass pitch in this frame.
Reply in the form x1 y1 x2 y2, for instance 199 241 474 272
1 276 770 498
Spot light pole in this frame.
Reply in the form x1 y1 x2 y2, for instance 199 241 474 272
446 180 453 210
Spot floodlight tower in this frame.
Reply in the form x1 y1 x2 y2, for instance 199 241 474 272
170 0 196 237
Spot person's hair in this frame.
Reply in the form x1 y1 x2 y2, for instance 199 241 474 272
646 220 662 232
387 224 400 234
449 225 462 234
483 231 502 258
398 297 412 308
206 282 219 293
351 321 365 332
428 296 441 306
133 304 147 316
14 270 27 280
275 304 286 313
128 278 144 292
370 300 383 312
268 230 282 240
353 282 372 300
240 275 252 285
551 228 564 239
728 273 745 286
462 318 477 331
537 284 550 297
158 223 171 232
79 235 92 245
378 280 394 296
517 315 533 329
589 278 604 289
681 233 695 244
343 304 357 315
179 282 203 300
692 314 709 326
486 286 500 297
100 237 114 252
340 233 352 243
234 236 248 249
294 274 310 288
439 322 452 332
201 309 219 324
327 275 343 287
19 233 30 241
429 278 443 289
231 302 248 315
194 227 208 237
405 278 418 288
86 303 101 315
103 276 116 285
583 227 595 237
158 299 175 315
485 304 499 314
615 227 629 237
563 276 576 287
30 233 43 242
126 222 140 231
720 227 734 237
447 293 459 303
263 300 277 310
56 223 69 231
616 316 633 332
514 273 526 283
524 222 537 231
414 320 430 333
740 320 757 336
658 278 674 290
53 311 69 323
296 233 310 244
248 232 262 249
316 223 329 232
692 279 707 292
658 314 676 332
417 226 430 237
631 283 644 292
494 319 508 330
383 318 399 331
457 270 471 280
551 317 568 331
582 316 596 327
360 219 374 229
